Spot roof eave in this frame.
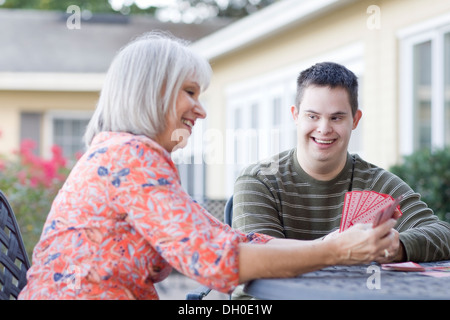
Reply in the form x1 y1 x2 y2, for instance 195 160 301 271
0 72 105 91
192 0 357 60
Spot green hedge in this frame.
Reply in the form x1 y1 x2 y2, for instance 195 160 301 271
389 147 450 223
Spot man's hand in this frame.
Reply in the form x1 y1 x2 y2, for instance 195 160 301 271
328 219 399 265
374 207 405 263
379 228 406 263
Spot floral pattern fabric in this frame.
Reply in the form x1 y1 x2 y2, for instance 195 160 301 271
19 132 272 300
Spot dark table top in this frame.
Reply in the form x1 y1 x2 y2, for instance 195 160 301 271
244 261 450 300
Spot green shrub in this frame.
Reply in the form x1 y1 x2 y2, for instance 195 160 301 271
389 147 450 223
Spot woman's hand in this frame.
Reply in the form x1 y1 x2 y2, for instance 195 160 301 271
328 219 399 265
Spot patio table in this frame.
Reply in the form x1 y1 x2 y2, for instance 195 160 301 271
243 260 450 300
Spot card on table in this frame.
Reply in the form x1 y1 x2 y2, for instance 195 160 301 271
339 191 403 232
381 262 450 277
381 262 425 272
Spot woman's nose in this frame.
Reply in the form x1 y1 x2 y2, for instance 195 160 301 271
195 102 207 119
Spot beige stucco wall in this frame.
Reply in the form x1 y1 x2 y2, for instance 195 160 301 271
202 0 450 199
0 90 98 157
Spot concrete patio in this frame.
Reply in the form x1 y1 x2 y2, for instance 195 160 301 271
155 271 228 300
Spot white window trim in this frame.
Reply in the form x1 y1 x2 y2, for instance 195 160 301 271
398 13 450 155
224 42 364 195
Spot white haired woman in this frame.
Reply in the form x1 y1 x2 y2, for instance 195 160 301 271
19 32 398 300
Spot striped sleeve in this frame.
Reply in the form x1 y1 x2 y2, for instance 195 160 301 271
379 172 450 262
233 174 286 238
353 159 450 262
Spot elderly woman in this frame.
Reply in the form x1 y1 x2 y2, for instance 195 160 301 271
19 32 398 300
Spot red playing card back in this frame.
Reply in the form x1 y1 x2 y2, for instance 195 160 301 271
340 191 403 232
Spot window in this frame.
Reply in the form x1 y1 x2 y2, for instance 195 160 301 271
248 102 259 164
177 158 205 200
171 113 206 200
413 41 432 150
445 33 450 145
53 118 90 157
399 15 450 154
20 112 42 154
45 111 93 159
226 86 295 192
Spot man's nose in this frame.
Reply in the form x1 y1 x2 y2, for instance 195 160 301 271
316 119 333 134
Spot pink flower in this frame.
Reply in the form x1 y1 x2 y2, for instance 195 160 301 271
51 145 67 168
13 139 70 188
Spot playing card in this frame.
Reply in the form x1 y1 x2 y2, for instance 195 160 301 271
343 192 361 229
339 191 403 232
382 262 425 272
352 191 370 217
354 195 393 225
340 191 384 231
382 262 450 277
356 191 386 217
340 192 358 231
372 195 403 227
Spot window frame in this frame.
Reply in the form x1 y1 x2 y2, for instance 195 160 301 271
399 13 450 155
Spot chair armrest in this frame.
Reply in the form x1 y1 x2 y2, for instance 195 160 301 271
185 285 212 300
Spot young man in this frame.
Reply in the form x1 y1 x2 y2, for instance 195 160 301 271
233 62 450 266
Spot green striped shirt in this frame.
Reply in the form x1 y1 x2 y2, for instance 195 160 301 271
232 148 450 262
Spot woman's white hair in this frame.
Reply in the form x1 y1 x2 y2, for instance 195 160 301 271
84 31 212 146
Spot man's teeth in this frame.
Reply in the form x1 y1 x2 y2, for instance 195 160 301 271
182 119 193 128
315 138 334 144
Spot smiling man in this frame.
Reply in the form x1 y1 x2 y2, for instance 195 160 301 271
232 63 450 299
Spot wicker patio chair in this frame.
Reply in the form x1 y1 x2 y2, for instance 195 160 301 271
0 190 31 300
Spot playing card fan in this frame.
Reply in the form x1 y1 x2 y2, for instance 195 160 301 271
340 191 403 232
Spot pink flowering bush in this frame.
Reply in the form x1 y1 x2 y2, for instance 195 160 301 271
15 139 68 188
0 139 72 259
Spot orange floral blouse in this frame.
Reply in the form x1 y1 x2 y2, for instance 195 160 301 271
19 132 272 300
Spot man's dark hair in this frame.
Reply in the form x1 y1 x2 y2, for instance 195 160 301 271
295 62 359 116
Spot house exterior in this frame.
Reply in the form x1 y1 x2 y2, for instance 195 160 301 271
188 0 450 199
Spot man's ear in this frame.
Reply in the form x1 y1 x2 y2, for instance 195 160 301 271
291 105 299 124
352 109 362 130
